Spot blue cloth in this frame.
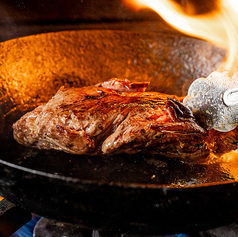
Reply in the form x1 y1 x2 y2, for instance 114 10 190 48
10 215 190 237
10 214 41 237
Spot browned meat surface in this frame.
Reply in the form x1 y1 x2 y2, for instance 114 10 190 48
13 78 236 163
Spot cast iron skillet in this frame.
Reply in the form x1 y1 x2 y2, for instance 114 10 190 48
1 30 237 235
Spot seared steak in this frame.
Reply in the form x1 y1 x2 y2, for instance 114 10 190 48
13 78 236 163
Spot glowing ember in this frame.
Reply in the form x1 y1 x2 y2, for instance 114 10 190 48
124 0 238 70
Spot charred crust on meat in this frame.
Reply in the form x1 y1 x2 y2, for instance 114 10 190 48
166 97 195 122
84 95 97 100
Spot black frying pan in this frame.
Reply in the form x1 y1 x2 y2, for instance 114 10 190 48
0 30 236 235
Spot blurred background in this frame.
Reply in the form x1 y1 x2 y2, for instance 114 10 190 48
0 0 217 42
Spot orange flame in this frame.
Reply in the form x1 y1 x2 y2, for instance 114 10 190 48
124 0 238 70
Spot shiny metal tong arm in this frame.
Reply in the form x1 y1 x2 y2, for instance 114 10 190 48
183 70 238 132
223 87 238 106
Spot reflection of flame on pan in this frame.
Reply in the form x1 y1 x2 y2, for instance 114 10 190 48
220 151 238 180
124 0 238 70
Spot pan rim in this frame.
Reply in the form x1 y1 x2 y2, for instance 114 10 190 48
0 157 236 189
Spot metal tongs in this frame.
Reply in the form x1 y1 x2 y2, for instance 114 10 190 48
183 69 238 132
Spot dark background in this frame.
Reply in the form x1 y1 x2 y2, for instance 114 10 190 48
0 0 159 42
0 0 217 42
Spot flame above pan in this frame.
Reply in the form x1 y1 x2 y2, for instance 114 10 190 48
124 0 238 70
